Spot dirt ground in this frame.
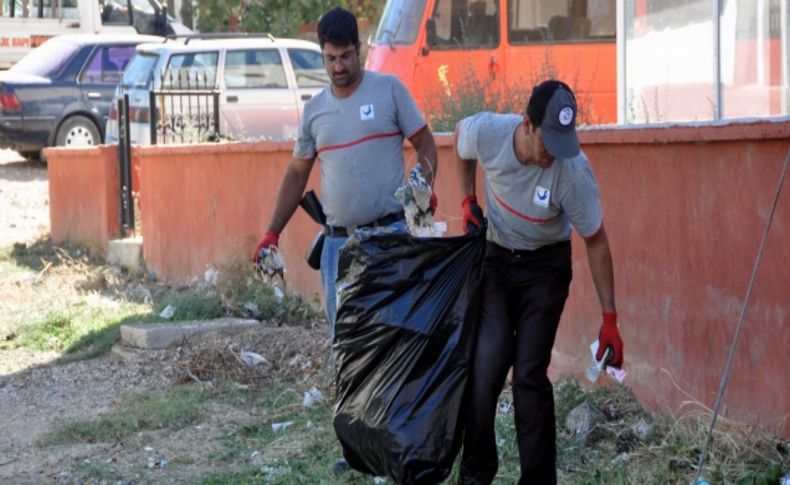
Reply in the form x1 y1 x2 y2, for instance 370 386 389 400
0 150 49 248
0 149 332 483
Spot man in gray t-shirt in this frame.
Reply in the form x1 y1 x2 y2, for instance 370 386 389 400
454 80 624 484
251 7 437 335
252 9 436 476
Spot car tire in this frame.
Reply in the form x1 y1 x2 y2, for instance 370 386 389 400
18 150 42 162
55 115 101 148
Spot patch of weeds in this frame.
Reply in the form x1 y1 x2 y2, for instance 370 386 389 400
490 394 521 481
425 60 531 132
15 310 76 351
11 304 154 359
56 311 160 363
215 258 322 325
554 377 588 424
0 244 29 279
9 238 97 272
204 380 372 484
74 461 116 482
154 291 226 321
40 386 208 445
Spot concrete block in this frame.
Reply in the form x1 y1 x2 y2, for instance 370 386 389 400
107 236 143 271
121 317 260 350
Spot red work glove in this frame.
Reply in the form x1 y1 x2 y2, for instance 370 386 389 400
429 192 438 214
252 231 279 265
597 312 624 368
462 195 484 233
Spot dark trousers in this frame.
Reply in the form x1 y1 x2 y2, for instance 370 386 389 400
460 240 572 485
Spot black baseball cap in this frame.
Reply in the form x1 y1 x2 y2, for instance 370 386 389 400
526 80 580 159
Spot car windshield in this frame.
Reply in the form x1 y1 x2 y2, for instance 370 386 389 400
10 38 81 77
374 0 427 45
122 52 158 89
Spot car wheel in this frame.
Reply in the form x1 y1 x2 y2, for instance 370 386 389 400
55 115 101 148
18 150 42 162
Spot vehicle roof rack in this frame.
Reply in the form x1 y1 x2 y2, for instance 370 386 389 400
164 32 276 44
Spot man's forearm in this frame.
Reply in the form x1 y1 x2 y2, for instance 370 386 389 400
585 225 616 314
454 123 476 195
412 126 438 186
266 159 313 234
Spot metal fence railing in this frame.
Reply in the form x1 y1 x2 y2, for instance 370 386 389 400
117 94 135 236
149 69 221 145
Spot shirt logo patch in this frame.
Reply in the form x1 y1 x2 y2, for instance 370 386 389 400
558 106 574 126
533 186 550 208
360 104 374 121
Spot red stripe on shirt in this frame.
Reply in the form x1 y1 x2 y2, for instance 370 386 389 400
316 131 402 154
492 191 560 224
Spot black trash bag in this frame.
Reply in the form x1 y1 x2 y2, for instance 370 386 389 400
333 230 485 484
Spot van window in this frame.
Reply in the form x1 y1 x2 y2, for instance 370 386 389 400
80 45 136 83
643 0 709 31
430 0 499 49
1 0 78 18
100 0 131 25
224 49 287 89
122 52 158 88
374 0 427 46
288 49 328 88
507 0 615 44
164 51 218 88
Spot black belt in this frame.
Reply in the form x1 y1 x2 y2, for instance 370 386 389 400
325 211 405 237
489 240 570 258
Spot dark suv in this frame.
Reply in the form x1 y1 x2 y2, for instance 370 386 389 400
0 33 161 160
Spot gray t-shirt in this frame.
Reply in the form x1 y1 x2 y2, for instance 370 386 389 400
293 71 427 227
457 112 602 250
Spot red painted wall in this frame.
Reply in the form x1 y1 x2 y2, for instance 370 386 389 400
553 121 790 437
134 142 326 303
45 145 120 256
47 119 790 436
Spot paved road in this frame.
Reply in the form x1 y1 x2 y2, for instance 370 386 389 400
0 149 49 248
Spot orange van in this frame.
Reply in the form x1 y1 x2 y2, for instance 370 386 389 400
365 0 617 125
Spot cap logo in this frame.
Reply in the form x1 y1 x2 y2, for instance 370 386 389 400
558 106 574 126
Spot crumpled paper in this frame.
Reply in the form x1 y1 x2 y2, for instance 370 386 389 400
256 246 284 278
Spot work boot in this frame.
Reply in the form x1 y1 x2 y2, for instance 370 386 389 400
331 458 350 474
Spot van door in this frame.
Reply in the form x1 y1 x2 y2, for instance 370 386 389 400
504 0 616 123
220 48 299 141
412 0 503 117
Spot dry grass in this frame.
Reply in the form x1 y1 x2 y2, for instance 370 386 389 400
667 401 788 482
169 325 332 392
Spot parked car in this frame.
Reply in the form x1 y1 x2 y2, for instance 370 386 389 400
105 35 329 145
0 33 162 160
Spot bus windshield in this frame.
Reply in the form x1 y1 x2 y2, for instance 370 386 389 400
373 0 427 46
9 38 80 77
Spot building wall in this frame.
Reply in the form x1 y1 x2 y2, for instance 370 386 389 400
46 119 790 436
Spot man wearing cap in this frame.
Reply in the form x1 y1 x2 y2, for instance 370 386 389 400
453 79 624 483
